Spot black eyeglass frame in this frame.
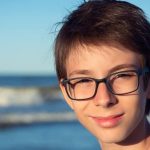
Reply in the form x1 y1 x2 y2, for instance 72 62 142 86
61 67 149 101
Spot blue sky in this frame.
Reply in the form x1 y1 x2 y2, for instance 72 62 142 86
0 0 150 75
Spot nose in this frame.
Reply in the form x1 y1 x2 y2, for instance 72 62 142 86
93 83 116 107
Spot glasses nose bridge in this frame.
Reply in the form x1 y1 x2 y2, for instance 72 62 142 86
96 77 107 87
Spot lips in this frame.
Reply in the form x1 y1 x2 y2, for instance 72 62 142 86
91 113 124 128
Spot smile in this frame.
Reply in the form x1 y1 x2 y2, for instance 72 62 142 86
91 113 124 128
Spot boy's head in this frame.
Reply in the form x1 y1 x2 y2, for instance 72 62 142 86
54 0 150 114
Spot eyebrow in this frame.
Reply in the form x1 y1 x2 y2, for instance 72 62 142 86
68 70 92 77
68 64 139 78
107 64 139 74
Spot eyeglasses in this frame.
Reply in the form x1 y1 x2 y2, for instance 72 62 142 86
61 68 149 101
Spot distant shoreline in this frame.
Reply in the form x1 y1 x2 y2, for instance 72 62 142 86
0 75 58 87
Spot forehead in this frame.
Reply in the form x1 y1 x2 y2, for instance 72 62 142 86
66 44 143 77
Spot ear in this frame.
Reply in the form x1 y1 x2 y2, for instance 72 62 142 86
147 80 150 99
59 82 74 110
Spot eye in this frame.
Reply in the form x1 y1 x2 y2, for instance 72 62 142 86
111 71 137 81
118 72 136 78
70 78 92 85
68 78 93 88
78 78 92 83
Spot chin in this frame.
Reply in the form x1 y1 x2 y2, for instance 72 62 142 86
99 135 128 144
96 132 128 144
91 125 133 145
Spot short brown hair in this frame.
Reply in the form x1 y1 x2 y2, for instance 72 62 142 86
54 0 150 114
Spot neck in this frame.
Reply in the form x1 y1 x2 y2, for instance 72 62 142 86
99 117 150 150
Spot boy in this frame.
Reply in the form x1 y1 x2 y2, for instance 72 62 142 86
54 0 150 149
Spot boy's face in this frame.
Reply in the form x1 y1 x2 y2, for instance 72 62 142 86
60 44 149 144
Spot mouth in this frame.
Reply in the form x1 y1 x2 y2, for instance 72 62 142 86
91 113 124 128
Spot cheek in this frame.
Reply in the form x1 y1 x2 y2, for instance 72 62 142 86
72 100 89 110
72 101 92 124
120 88 147 123
123 78 147 111
122 94 145 113
72 100 90 119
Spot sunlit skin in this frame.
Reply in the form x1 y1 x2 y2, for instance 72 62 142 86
60 44 150 150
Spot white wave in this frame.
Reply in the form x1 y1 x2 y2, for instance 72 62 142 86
0 87 62 107
0 112 76 124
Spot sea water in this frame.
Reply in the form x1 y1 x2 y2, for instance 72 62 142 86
0 75 100 150
0 122 100 150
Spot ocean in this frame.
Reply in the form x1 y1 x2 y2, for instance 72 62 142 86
0 75 100 150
